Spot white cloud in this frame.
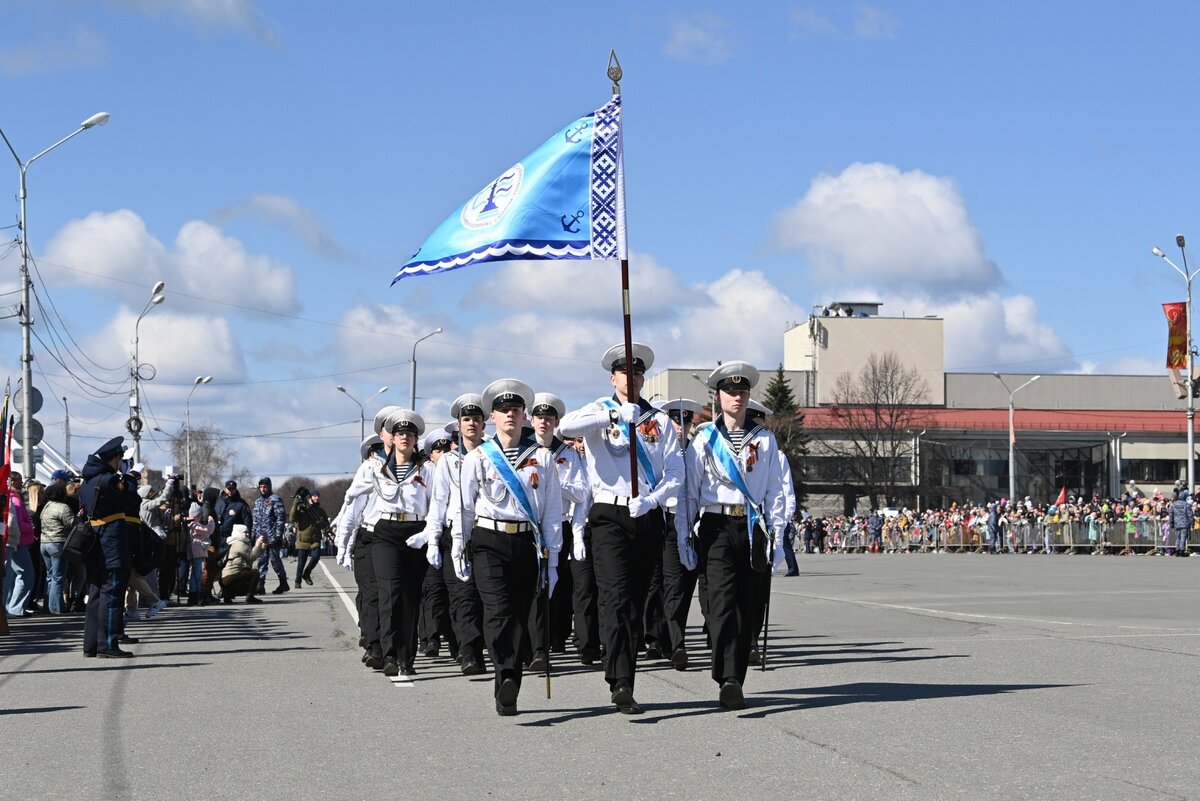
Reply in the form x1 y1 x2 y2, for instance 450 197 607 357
1077 355 1163 376
213 194 360 264
663 13 735 65
775 162 1001 296
854 5 899 39
0 27 107 75
113 0 280 45
85 309 247 386
789 8 841 38
882 292 1073 372
468 251 708 322
41 209 300 315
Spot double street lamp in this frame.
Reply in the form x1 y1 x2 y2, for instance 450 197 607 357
0 111 111 479
1154 236 1199 493
337 385 388 440
186 376 213 490
993 373 1041 502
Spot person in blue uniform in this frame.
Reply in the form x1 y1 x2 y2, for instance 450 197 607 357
80 436 143 658
451 379 562 716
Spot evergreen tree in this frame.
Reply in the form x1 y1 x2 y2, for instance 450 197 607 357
762 365 809 510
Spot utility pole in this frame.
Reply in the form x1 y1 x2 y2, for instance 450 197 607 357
63 396 70 466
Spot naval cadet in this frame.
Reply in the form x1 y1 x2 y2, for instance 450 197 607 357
341 408 433 677
450 379 562 716
80 436 143 658
417 428 456 660
657 398 704 671
560 342 682 714
676 362 787 709
336 408 396 669
526 392 588 670
422 394 490 676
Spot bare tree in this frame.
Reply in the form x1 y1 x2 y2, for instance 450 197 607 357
762 365 810 511
825 352 932 509
168 423 237 491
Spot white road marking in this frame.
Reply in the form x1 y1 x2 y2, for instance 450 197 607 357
318 561 413 687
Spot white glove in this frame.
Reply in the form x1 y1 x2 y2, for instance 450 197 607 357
426 540 441 569
678 534 698 571
546 564 559 599
452 538 471 582
617 402 639 424
628 494 656 518
572 534 587 562
771 529 785 567
405 530 430 549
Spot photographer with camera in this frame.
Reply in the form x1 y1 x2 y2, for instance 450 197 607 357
289 487 330 588
158 468 187 602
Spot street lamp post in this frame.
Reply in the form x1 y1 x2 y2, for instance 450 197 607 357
1154 237 1199 493
185 376 213 490
0 111 110 479
336 385 389 440
993 373 1041 502
410 328 443 409
131 283 166 464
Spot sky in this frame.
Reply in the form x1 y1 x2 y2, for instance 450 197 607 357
1 0 1199 480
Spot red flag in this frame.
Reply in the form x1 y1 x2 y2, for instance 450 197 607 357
1054 486 1067 506
1164 302 1188 369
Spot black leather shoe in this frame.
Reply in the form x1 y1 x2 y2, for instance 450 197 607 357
304 575 314 585
364 653 383 670
611 683 642 714
670 648 688 671
222 595 234 605
496 677 519 716
97 648 134 659
645 643 663 660
423 638 440 658
461 661 486 676
400 663 416 676
382 657 399 677
245 596 263 604
83 650 96 658
293 578 303 589
578 649 599 666
528 652 548 672
719 679 746 710
118 634 139 644
747 648 760 665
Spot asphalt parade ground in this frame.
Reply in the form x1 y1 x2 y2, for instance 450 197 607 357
4 552 1199 801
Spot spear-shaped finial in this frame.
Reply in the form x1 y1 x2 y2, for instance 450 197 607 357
608 50 622 94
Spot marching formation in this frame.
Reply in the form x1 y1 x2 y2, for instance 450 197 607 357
332 342 795 716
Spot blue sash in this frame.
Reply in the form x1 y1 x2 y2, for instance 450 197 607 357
600 399 660 490
479 439 544 549
701 424 766 551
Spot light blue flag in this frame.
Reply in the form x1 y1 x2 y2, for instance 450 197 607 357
393 94 625 283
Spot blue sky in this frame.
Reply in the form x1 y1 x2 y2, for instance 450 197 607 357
1 0 1197 478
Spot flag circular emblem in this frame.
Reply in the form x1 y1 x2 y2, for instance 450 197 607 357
461 163 524 230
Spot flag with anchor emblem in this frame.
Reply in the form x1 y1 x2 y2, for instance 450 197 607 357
393 94 625 283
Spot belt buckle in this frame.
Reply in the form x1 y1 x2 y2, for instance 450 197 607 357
502 521 519 534
730 504 745 517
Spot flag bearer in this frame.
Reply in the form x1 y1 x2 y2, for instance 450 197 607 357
560 343 682 714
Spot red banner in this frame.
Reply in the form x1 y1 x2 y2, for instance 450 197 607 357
1164 302 1188 369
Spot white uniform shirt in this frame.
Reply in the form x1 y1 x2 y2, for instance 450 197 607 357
559 396 683 504
450 435 563 563
342 451 435 528
778 449 797 522
676 419 787 544
547 438 589 521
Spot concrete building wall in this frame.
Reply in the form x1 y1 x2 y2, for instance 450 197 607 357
946 373 1182 411
784 315 945 406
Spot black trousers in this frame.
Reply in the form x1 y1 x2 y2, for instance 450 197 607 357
371 520 426 664
472 527 538 697
419 546 455 653
527 521 574 657
697 513 755 686
661 512 699 655
441 530 486 667
641 532 666 651
590 502 664 692
84 566 130 653
569 524 599 657
353 527 380 653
